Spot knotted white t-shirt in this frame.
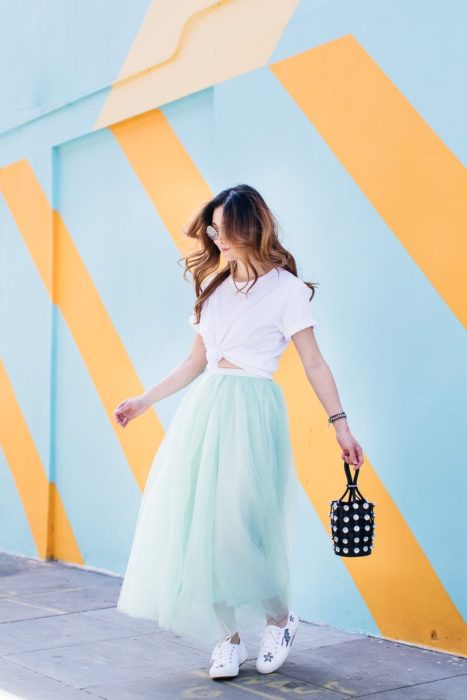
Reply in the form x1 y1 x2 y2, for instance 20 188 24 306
188 267 317 379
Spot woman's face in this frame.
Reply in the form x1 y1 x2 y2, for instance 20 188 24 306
210 206 241 261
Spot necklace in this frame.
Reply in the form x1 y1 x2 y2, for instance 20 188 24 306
231 267 277 284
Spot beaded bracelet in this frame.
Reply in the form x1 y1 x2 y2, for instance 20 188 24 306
327 411 347 431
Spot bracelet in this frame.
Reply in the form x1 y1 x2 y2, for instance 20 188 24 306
327 412 347 431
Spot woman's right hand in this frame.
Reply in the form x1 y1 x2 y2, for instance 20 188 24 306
114 395 149 428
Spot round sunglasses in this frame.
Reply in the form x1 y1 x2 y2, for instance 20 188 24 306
206 225 219 241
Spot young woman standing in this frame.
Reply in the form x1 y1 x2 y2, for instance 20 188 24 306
114 184 364 680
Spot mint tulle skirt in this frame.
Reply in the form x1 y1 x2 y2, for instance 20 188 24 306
116 367 302 644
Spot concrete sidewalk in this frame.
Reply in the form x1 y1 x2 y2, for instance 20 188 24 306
0 552 465 699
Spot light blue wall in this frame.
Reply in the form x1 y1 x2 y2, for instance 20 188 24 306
1 0 465 646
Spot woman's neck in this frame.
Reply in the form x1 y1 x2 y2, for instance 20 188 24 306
232 260 273 281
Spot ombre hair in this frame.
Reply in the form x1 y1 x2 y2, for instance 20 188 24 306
180 184 318 325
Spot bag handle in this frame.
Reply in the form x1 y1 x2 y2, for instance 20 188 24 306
338 461 367 503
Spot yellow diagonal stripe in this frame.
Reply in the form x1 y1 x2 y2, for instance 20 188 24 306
110 109 211 249
1 160 163 491
0 362 82 563
278 350 466 655
271 34 467 327
49 483 83 564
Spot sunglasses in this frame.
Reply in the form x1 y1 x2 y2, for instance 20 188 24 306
206 225 219 241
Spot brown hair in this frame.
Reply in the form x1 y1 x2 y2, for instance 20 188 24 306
179 184 318 324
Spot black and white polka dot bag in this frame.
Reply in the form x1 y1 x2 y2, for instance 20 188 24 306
329 461 375 557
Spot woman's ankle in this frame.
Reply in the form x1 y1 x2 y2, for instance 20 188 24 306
267 612 289 628
229 632 240 644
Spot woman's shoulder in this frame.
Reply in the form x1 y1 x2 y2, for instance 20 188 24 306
275 267 309 291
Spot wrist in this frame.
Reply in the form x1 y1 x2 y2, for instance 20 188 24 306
140 393 152 409
333 418 350 434
327 411 349 433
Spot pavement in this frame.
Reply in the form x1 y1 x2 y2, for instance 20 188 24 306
0 552 465 700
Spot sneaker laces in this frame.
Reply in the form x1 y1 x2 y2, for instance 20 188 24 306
210 636 237 666
259 625 282 653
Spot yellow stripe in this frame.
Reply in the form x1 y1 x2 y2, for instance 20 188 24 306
1 160 163 492
49 483 84 565
278 350 467 655
0 362 82 563
0 159 53 295
111 109 211 250
271 34 467 327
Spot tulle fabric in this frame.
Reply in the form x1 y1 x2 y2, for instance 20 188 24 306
116 367 302 644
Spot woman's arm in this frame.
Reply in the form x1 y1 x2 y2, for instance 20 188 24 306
142 334 207 406
114 334 207 427
291 327 364 469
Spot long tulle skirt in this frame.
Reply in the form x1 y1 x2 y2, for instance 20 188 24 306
116 367 302 644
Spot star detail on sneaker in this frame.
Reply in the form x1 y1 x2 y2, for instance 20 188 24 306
256 610 299 675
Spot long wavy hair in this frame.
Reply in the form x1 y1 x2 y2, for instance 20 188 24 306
179 184 318 325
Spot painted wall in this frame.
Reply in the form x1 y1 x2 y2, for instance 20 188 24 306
0 0 465 655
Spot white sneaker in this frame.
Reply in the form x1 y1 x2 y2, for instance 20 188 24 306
209 634 249 679
256 611 299 674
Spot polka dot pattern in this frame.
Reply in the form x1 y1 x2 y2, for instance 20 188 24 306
329 498 376 557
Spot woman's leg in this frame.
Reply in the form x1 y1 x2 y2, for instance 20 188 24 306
262 595 289 628
213 562 241 642
213 600 240 642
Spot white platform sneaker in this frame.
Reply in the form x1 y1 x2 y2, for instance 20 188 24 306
209 634 249 679
256 611 299 674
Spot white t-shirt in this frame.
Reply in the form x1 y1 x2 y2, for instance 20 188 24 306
188 267 317 379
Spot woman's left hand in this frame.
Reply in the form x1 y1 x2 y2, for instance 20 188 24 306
334 425 364 470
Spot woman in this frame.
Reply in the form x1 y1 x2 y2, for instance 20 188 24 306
114 184 364 680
